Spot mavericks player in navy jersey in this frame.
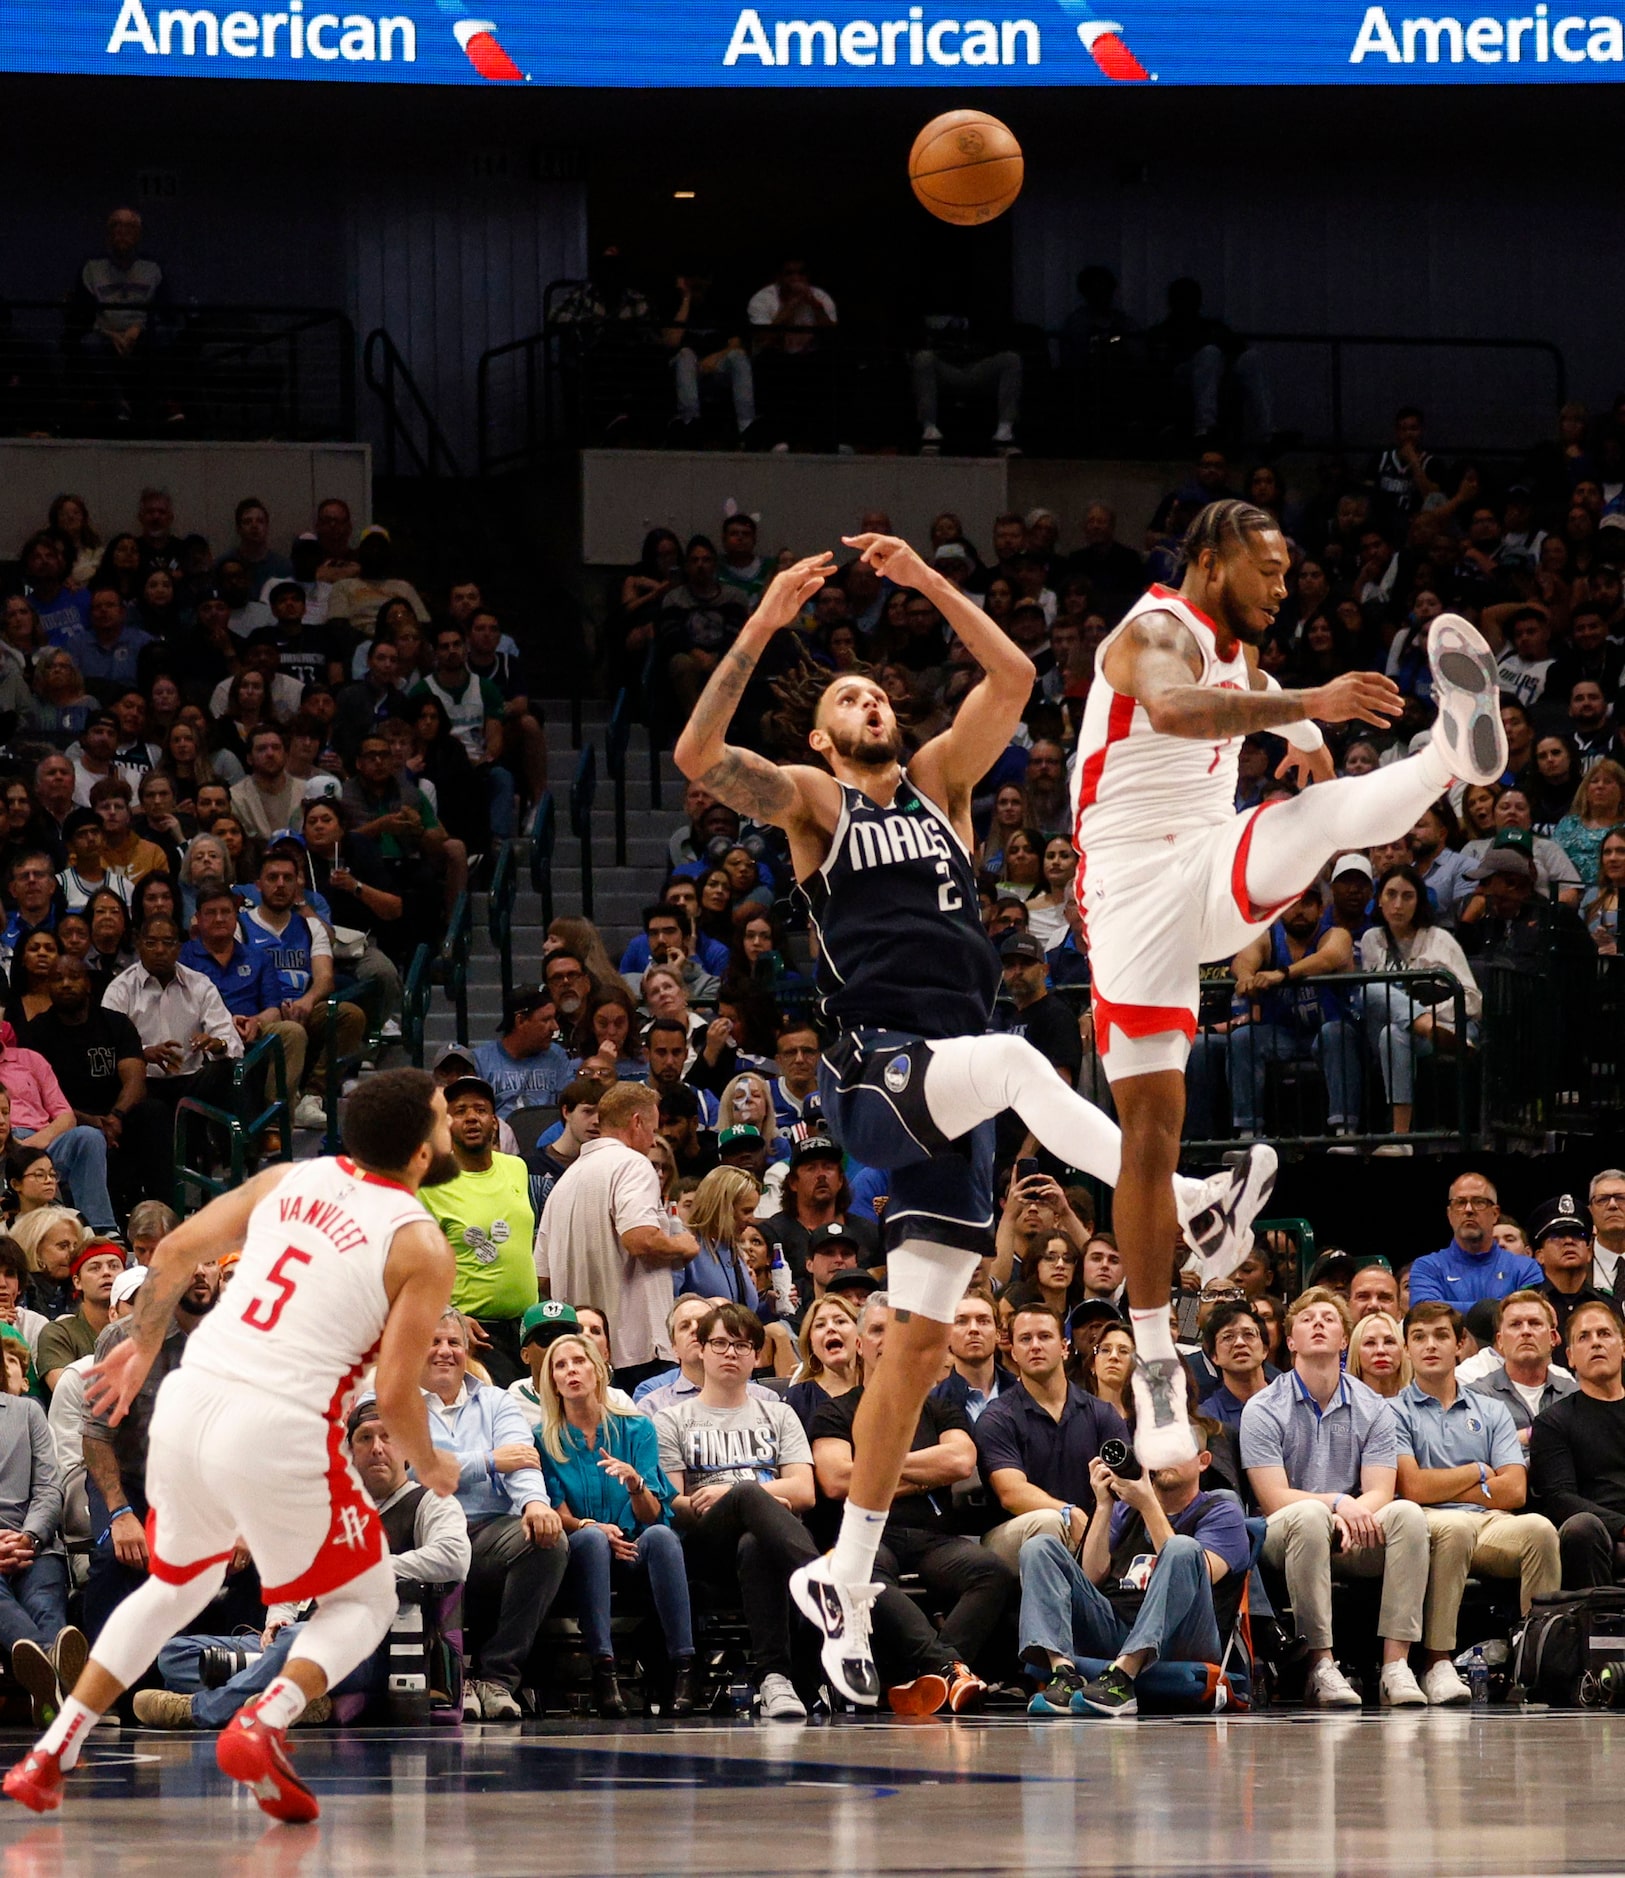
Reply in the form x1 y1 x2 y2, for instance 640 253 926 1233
674 534 1274 1704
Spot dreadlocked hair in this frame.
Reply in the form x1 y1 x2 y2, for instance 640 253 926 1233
1178 499 1279 570
765 653 878 766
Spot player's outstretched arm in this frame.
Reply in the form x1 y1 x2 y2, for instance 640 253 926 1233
672 554 840 833
845 533 1034 808
1116 612 1402 739
377 1220 461 1496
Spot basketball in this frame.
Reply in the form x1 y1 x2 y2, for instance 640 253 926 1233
908 109 1024 225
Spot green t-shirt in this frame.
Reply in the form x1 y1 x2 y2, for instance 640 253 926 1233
422 1153 538 1322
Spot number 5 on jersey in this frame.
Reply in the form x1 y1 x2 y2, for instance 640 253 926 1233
241 1246 313 1333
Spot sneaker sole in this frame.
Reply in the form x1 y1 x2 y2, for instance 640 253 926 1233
1077 1697 1139 1719
887 1674 949 1717
3 1757 62 1813
216 1724 320 1824
948 1678 988 1715
1199 1143 1279 1283
1429 617 1508 782
53 1628 88 1697
11 1642 59 1732
1026 1693 1082 1717
788 1565 878 1707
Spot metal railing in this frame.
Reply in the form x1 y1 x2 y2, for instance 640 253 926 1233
570 746 597 922
1479 953 1625 1149
639 644 665 813
318 975 385 1153
475 287 1569 469
363 328 462 478
440 891 473 1046
488 838 517 1005
402 942 433 1068
606 689 631 867
529 790 557 927
0 299 355 443
173 1030 291 1209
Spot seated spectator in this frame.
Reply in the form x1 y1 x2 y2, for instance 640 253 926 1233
228 725 303 846
1190 886 1361 1142
1581 827 1625 950
0 1353 74 1727
238 845 364 1131
535 1331 693 1718
1459 845 1593 976
1530 1300 1625 1588
787 1293 862 1432
471 986 571 1122
24 650 96 747
632 1294 780 1415
135 1395 470 1730
1022 1422 1250 1718
0 855 62 981
931 1288 1014 1425
762 1134 878 1287
508 1302 638 1432
90 778 165 883
526 1077 601 1216
620 900 729 987
993 1169 1088 1292
1241 1287 1429 1708
536 1083 701 1394
1554 759 1625 888
177 885 303 1102
658 536 749 717
296 798 403 1014
811 1291 1005 1714
911 302 1021 457
1346 1311 1410 1399
17 533 88 643
420 1076 537 1390
1408 1173 1543 1304
1348 1260 1401 1323
421 1308 566 1720
66 208 174 425
1197 1300 1271 1434
976 1304 1129 1570
57 585 153 708
1522 1192 1614 1343
410 625 515 841
4 930 59 1040
1466 1291 1576 1438
1082 1319 1135 1419
655 1302 819 1720
0 1022 117 1232
47 1263 141 1545
658 1085 715 1181
33 1239 124 1392
11 1208 84 1324
342 731 466 914
1148 278 1272 444
0 1233 50 1359
1393 1301 1560 1703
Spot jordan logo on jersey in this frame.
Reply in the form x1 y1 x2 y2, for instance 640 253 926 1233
846 809 952 873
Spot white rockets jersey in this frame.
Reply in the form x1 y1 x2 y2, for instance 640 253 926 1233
1072 583 1251 851
183 1155 431 1417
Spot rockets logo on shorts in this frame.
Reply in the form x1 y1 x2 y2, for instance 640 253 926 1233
337 1505 371 1550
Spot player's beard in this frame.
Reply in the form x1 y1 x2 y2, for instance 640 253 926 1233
422 1150 460 1187
827 723 902 769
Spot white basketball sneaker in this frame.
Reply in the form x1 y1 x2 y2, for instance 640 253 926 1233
1176 1142 1278 1283
1427 614 1508 785
1130 1354 1199 1468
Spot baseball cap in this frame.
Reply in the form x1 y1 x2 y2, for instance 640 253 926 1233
717 1124 764 1155
500 983 552 1036
933 542 971 564
999 931 1047 965
302 773 341 803
71 1239 125 1281
1306 1250 1357 1287
806 1221 862 1260
431 1043 479 1077
1065 1297 1123 1337
1490 827 1535 862
824 1268 881 1299
1527 1193 1590 1245
346 1393 382 1439
788 1133 842 1171
520 1300 580 1350
442 1074 497 1110
109 1266 146 1310
1331 853 1374 882
1465 847 1535 882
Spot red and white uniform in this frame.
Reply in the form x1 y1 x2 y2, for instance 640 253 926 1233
145 1155 430 1603
1071 585 1303 1077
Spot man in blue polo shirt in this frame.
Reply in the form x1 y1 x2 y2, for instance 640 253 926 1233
179 886 306 1110
1408 1171 1543 1305
1241 1285 1429 1708
1393 1299 1560 1704
974 1303 1128 1570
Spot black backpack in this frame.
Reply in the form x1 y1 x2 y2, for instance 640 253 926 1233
1513 1588 1625 1706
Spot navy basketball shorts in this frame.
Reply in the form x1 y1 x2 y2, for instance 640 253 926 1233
818 1028 994 1258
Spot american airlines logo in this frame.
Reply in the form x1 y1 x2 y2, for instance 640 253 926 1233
1351 0 1625 62
722 1 1150 67
106 0 525 72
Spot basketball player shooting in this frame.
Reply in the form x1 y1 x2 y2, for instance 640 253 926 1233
5 1069 461 1824
1071 496 1507 1463
673 533 1275 1705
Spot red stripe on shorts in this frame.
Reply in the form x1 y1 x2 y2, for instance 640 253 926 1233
147 1506 235 1587
1092 989 1198 1056
1230 800 1308 926
259 1356 385 1604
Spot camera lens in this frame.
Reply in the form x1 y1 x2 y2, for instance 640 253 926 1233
1099 1438 1129 1469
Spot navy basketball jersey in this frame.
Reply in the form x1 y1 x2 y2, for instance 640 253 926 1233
797 773 999 1039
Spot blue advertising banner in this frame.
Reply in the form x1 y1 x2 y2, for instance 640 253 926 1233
4 0 1623 85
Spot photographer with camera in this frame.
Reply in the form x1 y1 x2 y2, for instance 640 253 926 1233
1021 1419 1250 1717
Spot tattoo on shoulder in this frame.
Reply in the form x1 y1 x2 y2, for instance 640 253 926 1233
698 750 796 821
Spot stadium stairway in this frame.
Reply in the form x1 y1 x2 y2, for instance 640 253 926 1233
419 696 683 1060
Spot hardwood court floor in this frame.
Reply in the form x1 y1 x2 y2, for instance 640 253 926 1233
1 1709 1621 1877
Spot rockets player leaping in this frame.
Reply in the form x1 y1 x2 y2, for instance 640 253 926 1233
1073 498 1507 1466
4 1069 461 1824
674 533 1276 1707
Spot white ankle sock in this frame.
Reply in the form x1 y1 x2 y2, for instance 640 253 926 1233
830 1502 887 1587
248 1676 308 1731
1129 1307 1178 1364
40 1697 99 1770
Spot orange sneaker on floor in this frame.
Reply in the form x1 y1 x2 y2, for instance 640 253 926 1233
215 1704 319 1824
886 1672 949 1717
948 1664 988 1714
4 1749 65 1813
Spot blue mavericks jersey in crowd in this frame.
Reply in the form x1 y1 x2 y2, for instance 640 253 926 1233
797 773 998 1040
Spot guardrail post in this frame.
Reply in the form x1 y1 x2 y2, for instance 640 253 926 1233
571 747 597 923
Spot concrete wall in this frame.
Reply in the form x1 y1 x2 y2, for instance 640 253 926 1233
0 441 371 560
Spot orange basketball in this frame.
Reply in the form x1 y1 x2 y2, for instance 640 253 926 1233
908 109 1024 226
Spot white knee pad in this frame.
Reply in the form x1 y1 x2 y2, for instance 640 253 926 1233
290 1557 398 1688
887 1237 983 1325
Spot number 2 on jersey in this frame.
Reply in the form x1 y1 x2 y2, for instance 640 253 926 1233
241 1246 313 1333
934 857 963 912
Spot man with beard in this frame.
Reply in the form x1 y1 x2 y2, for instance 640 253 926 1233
541 950 593 1035
674 532 1274 1708
1021 739 1069 835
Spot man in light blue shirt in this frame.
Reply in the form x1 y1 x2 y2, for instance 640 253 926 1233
472 986 572 1121
1241 1285 1429 1708
1393 1299 1560 1704
1407 1171 1543 1305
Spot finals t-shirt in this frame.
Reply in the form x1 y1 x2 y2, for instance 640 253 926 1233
656 1396 811 1489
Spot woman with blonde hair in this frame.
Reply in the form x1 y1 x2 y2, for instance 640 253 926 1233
535 1331 693 1718
1347 1310 1410 1398
11 1207 88 1322
785 1292 861 1431
717 1070 784 1160
678 1165 762 1306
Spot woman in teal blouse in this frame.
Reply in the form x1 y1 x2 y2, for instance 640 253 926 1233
536 1334 696 1717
